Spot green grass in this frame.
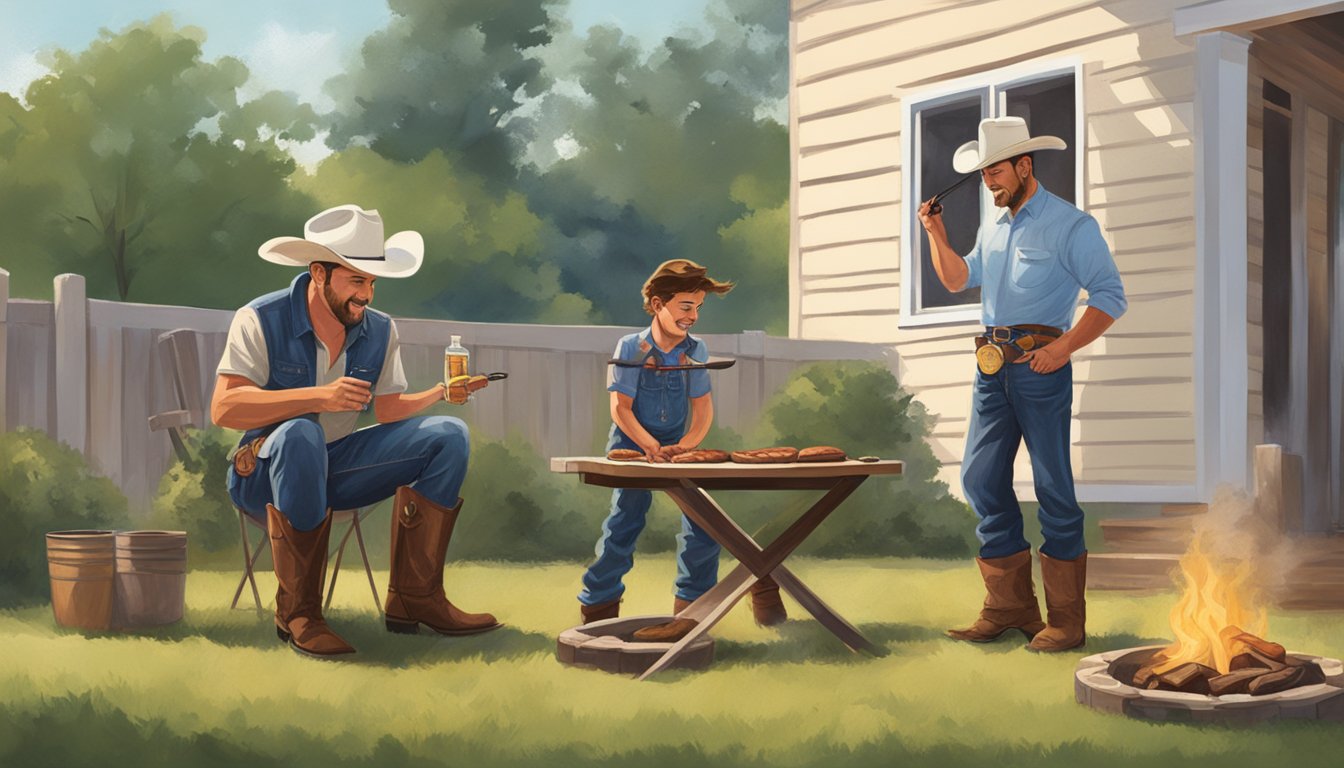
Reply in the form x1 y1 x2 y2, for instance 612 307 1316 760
3 557 1344 767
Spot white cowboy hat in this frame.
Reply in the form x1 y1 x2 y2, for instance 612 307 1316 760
952 117 1067 174
258 204 423 278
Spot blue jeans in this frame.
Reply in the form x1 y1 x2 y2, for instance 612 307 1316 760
228 415 471 531
578 426 721 606
961 361 1086 561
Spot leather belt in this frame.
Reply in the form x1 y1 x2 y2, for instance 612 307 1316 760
974 325 1062 375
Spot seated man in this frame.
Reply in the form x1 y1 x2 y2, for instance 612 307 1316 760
210 204 499 659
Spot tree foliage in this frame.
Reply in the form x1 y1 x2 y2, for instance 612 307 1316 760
5 1 789 331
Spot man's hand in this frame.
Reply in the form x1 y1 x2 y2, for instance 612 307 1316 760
317 376 373 412
445 375 490 405
1016 343 1071 374
917 198 948 240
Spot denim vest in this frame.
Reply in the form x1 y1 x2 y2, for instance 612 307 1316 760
237 272 391 446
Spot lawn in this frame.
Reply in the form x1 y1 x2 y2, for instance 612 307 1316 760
3 556 1343 767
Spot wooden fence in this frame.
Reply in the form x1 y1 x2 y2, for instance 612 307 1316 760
0 270 896 509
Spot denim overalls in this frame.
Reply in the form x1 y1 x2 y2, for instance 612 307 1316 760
578 328 720 605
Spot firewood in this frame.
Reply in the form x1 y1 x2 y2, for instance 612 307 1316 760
1133 665 1158 688
1157 662 1218 694
1247 665 1305 696
1208 668 1272 696
1229 649 1285 672
1230 630 1286 662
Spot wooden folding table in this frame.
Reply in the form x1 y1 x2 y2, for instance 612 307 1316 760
550 456 904 680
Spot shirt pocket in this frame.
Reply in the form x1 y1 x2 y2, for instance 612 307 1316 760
347 364 379 387
1010 247 1060 290
271 360 309 388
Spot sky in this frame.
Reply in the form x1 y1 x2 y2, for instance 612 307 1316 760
0 0 713 108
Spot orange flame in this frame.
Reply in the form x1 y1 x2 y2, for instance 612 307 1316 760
1151 533 1269 675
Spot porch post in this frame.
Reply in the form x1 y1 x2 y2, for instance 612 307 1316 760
1193 31 1252 498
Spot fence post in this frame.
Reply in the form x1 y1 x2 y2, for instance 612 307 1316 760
0 267 8 433
54 273 88 453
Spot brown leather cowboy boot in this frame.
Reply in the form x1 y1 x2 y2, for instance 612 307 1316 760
673 597 693 614
580 599 620 624
385 486 501 636
946 549 1046 642
267 504 355 658
749 576 788 626
1028 552 1087 652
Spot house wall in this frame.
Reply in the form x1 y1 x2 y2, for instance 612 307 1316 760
789 0 1200 498
1246 58 1264 449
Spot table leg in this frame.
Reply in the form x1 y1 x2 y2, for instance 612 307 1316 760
638 573 756 681
772 565 883 655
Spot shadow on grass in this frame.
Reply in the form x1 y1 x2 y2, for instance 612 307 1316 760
38 608 556 667
713 621 944 667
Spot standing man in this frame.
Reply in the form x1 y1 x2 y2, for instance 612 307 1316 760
916 117 1127 652
211 204 500 659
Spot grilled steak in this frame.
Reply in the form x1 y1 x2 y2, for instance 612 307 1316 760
606 449 647 462
798 446 847 462
730 447 799 464
670 449 731 463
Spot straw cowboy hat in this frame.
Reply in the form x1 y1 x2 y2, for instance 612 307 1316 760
952 117 1067 174
258 204 424 278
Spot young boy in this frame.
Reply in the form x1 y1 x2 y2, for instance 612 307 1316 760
577 259 787 640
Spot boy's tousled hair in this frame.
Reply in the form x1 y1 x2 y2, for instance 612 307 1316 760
642 259 734 316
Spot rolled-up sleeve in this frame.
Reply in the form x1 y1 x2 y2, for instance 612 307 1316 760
687 340 711 398
606 338 639 398
1065 216 1127 320
962 236 984 291
217 307 268 386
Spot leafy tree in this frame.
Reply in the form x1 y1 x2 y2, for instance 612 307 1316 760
0 16 319 306
291 147 593 322
324 0 562 180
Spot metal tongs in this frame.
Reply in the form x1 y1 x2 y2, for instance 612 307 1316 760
927 172 978 215
608 357 736 371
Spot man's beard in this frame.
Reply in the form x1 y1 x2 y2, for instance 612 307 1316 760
324 282 368 327
1003 177 1028 211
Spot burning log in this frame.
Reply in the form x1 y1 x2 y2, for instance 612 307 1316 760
1229 629 1286 662
1246 666 1306 696
1156 662 1219 694
1208 668 1272 695
1230 649 1286 672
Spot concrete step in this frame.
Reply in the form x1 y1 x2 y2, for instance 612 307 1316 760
1099 515 1197 554
1087 552 1180 591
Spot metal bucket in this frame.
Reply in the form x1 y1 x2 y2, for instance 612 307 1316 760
46 530 116 631
114 530 188 628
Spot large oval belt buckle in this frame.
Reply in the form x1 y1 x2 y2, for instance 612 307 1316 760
976 343 1005 375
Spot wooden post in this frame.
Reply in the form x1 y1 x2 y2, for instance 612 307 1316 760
54 273 88 454
0 267 8 434
1254 444 1304 534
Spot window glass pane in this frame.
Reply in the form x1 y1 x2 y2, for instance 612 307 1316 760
1004 75 1075 204
918 96 983 309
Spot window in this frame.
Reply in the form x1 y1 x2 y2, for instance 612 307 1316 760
901 63 1081 327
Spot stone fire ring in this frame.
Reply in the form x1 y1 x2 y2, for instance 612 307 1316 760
1076 645 1344 723
556 616 715 676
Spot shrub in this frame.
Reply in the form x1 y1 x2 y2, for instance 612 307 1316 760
149 426 244 556
0 429 130 607
730 360 978 558
452 435 614 562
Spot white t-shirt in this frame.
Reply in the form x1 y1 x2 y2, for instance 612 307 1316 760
217 306 409 442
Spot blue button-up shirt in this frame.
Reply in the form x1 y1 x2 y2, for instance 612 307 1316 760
962 183 1127 330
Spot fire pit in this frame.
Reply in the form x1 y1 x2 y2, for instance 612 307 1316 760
1076 646 1344 723
1077 491 1344 723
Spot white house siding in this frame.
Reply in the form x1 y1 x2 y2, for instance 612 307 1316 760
1246 60 1264 448
790 0 1200 497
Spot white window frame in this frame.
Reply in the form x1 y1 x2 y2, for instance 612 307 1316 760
899 57 1085 328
